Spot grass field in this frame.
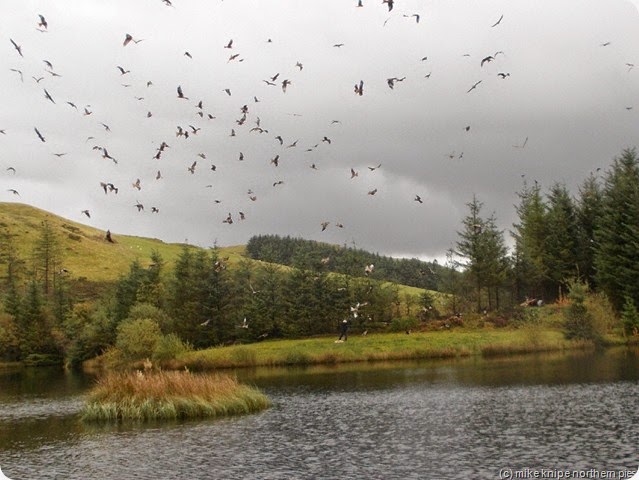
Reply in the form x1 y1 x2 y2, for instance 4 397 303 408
165 326 613 371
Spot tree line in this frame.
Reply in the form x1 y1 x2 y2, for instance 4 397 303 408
246 234 444 290
453 148 639 327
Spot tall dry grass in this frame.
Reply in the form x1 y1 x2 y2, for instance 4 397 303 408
81 370 270 422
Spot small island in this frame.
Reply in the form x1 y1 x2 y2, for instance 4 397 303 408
81 370 271 422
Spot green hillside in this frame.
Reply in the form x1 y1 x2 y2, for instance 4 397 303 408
0 202 246 283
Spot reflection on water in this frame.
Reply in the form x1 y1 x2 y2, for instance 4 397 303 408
0 348 638 480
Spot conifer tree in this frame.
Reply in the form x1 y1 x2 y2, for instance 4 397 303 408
544 182 579 299
575 174 603 288
594 148 639 310
512 181 548 300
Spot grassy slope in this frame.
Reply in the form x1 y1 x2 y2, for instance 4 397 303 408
0 202 249 282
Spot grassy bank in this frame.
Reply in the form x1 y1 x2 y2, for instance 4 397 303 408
167 327 615 370
81 370 271 422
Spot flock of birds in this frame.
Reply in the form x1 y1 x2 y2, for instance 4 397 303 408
1 1 633 257
1 1 521 236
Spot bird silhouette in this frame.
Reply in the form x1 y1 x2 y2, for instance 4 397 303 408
81 210 90 218
480 56 494 67
43 89 55 104
415 195 423 204
7 189 19 196
350 168 359 178
34 127 45 142
177 85 188 99
491 14 504 27
354 80 364 95
467 80 482 93
37 14 48 30
10 39 22 57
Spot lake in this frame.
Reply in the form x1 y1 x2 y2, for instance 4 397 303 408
1 348 638 480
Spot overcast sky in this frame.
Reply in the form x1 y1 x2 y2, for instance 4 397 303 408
2 0 639 263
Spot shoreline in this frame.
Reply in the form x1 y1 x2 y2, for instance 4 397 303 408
138 328 632 372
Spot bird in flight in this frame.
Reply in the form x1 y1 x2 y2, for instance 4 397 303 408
467 80 482 93
123 34 143 46
480 56 494 67
368 188 378 195
10 39 23 57
387 77 406 89
354 80 364 96
383 0 394 12
7 189 19 196
403 14 420 23
513 136 529 148
81 210 90 218
350 168 359 178
321 221 330 231
37 14 48 30
177 85 188 99
224 39 233 49
34 127 45 142
116 66 130 75
10 69 23 82
414 195 423 204
491 14 504 27
368 163 382 171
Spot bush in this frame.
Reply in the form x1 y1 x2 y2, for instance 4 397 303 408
563 281 599 342
116 318 162 361
127 303 173 333
153 333 191 363
620 296 639 336
390 317 419 333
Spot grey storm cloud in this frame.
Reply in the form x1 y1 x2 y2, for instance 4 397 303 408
2 0 639 263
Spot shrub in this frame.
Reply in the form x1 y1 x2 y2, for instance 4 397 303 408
153 333 191 363
563 280 599 342
127 303 173 333
620 296 639 336
116 318 162 361
390 317 419 333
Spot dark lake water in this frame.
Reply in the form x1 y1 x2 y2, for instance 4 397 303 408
1 348 638 480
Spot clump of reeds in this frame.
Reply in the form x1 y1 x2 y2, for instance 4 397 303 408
81 370 270 422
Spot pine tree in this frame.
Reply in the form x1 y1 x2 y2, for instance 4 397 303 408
512 181 548 300
456 195 509 312
594 148 639 310
575 174 603 288
32 220 62 296
544 182 579 299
